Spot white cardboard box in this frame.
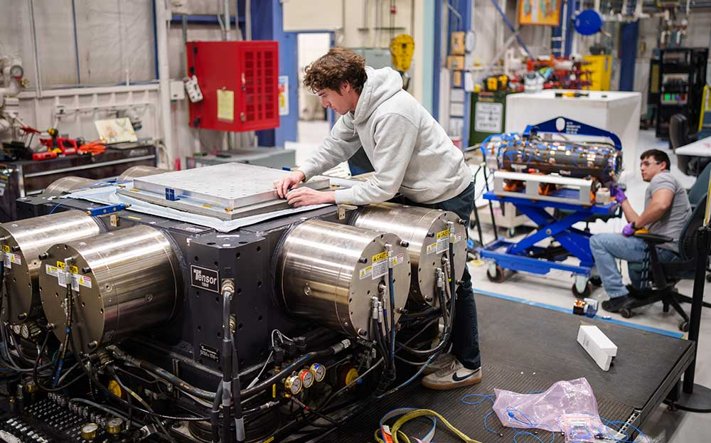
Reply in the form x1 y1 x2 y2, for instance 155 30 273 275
577 324 618 371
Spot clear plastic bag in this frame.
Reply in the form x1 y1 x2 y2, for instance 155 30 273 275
492 378 605 433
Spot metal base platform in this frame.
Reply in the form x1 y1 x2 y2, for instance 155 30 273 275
329 294 694 442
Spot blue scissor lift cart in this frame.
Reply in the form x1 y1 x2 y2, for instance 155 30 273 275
477 117 623 297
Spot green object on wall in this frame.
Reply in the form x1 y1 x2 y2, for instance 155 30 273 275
469 91 511 145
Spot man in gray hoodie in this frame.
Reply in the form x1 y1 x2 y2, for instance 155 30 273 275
274 48 481 390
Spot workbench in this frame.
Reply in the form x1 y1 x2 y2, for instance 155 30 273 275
0 142 156 221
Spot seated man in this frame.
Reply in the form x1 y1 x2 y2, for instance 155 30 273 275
591 149 692 313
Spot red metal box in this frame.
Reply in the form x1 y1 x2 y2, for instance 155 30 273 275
186 41 279 132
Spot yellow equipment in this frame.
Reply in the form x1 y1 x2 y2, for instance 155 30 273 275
583 54 612 91
390 34 415 72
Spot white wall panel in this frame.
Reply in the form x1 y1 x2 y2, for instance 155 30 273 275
283 0 343 32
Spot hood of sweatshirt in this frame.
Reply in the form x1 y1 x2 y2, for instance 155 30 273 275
352 67 403 124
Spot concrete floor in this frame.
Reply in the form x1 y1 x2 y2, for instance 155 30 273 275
292 120 711 441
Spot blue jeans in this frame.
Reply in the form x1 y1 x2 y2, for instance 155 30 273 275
395 182 481 370
589 233 679 298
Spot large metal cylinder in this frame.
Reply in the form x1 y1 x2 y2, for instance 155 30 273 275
0 210 102 324
118 165 168 182
350 203 467 305
276 219 410 338
43 176 98 196
38 225 180 353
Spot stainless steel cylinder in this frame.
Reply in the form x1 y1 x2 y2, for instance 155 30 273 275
118 165 168 182
276 219 410 338
0 210 102 324
43 177 97 196
351 203 467 305
38 225 180 353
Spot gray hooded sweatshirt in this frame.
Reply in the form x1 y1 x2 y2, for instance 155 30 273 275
298 66 471 206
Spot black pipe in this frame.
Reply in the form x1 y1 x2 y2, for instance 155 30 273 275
211 382 223 443
109 347 216 400
240 339 350 401
397 272 454 358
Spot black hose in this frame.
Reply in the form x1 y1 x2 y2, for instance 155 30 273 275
108 368 175 442
387 260 396 372
396 279 453 357
211 382 223 443
109 347 215 400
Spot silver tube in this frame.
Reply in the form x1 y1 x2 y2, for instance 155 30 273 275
27 0 42 97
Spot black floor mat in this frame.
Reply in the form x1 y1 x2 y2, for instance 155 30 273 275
329 294 693 442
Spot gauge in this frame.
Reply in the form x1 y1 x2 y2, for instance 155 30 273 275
298 369 314 389
284 374 303 395
309 363 326 383
9 65 23 78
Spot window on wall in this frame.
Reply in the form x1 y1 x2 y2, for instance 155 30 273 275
0 0 156 89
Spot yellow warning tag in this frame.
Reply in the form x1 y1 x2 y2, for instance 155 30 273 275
56 261 66 270
2 245 9 253
371 251 388 263
69 265 79 275
436 229 451 240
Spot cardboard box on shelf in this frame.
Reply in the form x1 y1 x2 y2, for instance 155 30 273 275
447 55 465 70
451 32 466 55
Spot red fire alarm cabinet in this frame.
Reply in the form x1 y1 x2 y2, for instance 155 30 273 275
186 41 279 132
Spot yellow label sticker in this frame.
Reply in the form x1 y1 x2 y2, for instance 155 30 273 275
217 89 235 122
45 265 58 277
359 266 373 280
371 251 388 263
69 266 79 275
436 229 451 240
389 253 406 267
2 245 9 253
56 261 66 270
76 274 92 288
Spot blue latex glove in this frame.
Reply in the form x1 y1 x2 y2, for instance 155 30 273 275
622 222 636 237
613 186 627 203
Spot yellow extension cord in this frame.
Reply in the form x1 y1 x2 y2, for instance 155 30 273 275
374 409 482 443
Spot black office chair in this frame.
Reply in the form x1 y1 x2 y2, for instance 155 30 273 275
669 113 697 151
619 195 708 331
688 162 711 208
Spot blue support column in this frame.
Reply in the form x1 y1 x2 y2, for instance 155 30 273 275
251 0 298 147
551 0 568 57
446 0 472 146
564 0 576 57
619 21 639 91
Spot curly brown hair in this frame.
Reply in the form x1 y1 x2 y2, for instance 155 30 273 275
303 48 367 94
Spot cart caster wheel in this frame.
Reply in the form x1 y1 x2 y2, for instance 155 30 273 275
486 265 506 283
620 308 633 319
679 321 690 332
572 281 592 298
589 275 602 287
506 227 516 238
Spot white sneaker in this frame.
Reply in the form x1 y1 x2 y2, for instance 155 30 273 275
423 353 456 375
421 359 482 391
